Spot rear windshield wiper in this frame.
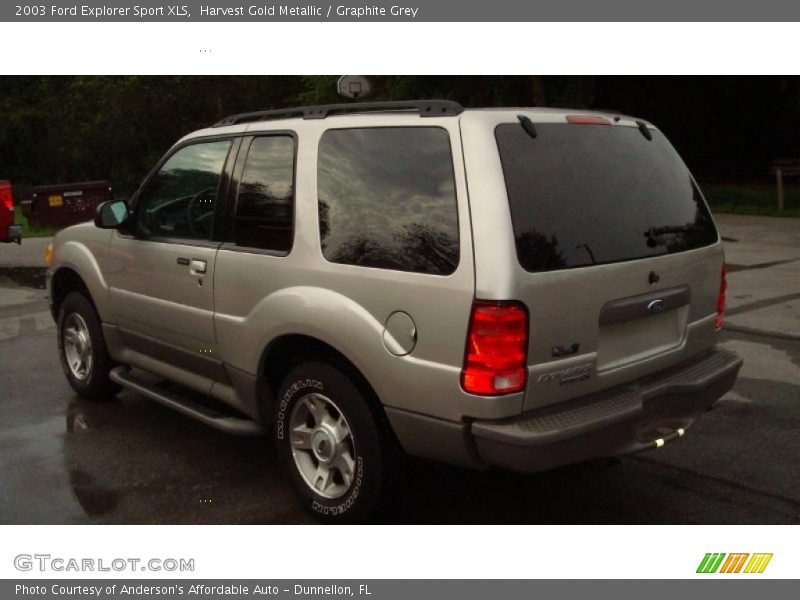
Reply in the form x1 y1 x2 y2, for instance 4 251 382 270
517 114 538 138
635 120 653 141
644 223 699 246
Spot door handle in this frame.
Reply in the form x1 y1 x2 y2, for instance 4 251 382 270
190 259 207 274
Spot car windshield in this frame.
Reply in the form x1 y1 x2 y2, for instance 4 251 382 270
495 122 719 273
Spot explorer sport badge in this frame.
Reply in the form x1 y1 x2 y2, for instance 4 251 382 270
536 363 593 385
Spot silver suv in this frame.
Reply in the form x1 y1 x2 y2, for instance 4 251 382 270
47 100 742 522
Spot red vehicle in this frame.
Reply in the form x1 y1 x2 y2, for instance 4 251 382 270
0 180 22 244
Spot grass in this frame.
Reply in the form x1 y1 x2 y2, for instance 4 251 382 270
14 206 59 238
701 183 800 218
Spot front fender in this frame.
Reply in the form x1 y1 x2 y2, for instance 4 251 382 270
50 229 112 320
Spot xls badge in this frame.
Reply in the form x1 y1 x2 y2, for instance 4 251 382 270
696 553 773 574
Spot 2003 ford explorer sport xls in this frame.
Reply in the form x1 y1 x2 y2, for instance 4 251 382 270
46 100 742 522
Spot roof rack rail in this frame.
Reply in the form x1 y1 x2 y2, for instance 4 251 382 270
212 99 464 127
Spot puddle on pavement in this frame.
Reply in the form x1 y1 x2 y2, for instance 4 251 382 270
721 333 800 378
68 467 122 517
727 258 800 273
64 402 123 517
0 266 47 289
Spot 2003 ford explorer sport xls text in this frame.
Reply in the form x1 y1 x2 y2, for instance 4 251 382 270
46 100 742 522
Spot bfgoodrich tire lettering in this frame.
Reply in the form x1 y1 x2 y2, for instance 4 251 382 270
57 292 119 401
274 361 389 523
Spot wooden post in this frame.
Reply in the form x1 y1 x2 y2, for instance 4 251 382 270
776 167 784 212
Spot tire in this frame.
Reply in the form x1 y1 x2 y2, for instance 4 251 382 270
274 361 393 524
57 291 119 401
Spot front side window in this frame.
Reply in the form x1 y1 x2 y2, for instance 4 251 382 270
317 127 459 275
233 136 295 252
135 140 231 240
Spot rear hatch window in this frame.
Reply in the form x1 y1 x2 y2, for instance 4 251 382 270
495 121 718 273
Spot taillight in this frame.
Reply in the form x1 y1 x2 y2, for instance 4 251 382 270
461 301 528 395
716 265 728 330
566 115 612 126
0 184 13 211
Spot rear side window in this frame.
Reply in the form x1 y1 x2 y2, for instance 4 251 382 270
317 127 459 275
495 123 718 273
233 135 295 252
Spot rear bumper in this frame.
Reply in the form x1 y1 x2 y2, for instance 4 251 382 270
471 348 742 473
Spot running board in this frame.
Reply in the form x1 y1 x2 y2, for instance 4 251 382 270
109 366 266 437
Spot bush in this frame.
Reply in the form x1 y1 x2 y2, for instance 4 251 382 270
700 183 800 218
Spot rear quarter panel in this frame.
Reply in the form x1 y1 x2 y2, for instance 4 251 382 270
212 115 521 421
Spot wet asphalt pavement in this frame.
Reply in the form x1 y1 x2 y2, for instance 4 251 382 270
0 216 799 524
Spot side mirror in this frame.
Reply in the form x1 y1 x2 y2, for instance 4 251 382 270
94 200 129 229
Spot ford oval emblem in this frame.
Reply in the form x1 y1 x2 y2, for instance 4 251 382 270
647 299 665 314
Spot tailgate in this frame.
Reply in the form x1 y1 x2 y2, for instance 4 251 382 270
463 111 725 413
516 245 723 411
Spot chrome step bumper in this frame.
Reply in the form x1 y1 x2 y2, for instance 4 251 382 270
471 348 742 473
